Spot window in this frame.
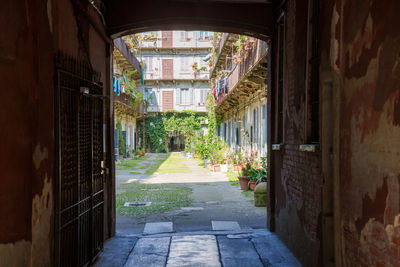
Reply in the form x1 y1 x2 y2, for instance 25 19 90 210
180 88 190 105
199 31 212 40
180 57 189 72
180 31 189 41
262 104 268 144
143 88 156 105
144 57 153 72
200 90 208 104
275 14 285 144
306 0 320 143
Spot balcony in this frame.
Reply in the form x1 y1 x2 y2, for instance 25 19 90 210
215 39 268 114
143 71 209 81
210 33 240 78
114 38 142 79
114 92 144 116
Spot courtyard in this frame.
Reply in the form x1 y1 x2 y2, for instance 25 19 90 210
115 152 266 234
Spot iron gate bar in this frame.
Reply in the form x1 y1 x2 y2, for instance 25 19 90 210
55 52 104 267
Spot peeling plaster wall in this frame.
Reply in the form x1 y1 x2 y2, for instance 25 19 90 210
0 0 109 265
0 0 55 265
333 0 400 265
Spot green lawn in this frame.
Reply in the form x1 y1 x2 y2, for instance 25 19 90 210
116 155 150 170
116 181 192 218
145 153 191 175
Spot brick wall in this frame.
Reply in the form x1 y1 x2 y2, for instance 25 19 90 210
270 0 323 266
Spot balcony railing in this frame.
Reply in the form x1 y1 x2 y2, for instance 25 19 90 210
143 71 209 80
114 38 142 76
224 39 268 97
210 33 229 77
114 92 144 114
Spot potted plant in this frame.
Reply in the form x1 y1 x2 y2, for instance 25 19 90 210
238 163 251 190
249 158 267 190
248 168 260 191
220 158 228 172
233 150 245 171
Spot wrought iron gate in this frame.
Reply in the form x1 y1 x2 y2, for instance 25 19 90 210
54 52 104 266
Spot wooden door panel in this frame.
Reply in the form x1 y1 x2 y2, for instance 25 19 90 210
162 91 174 111
162 59 173 79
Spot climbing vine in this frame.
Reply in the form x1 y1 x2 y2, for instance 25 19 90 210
116 121 125 155
137 111 207 153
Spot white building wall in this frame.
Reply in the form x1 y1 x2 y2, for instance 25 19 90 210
140 30 212 113
139 31 213 49
219 96 267 158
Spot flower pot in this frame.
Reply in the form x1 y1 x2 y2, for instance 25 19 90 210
234 164 245 172
238 176 249 190
213 164 221 172
181 151 186 157
220 164 228 172
206 162 212 170
249 182 259 191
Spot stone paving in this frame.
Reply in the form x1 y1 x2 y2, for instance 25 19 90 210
95 222 301 267
104 154 301 266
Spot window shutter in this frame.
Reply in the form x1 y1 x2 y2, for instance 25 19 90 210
151 91 157 105
175 88 181 105
190 88 194 105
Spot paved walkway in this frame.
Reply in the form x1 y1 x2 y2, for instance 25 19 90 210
116 153 266 234
94 228 301 267
97 154 301 266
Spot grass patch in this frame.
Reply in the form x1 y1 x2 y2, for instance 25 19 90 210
116 155 150 170
116 181 192 218
157 153 170 160
144 153 191 175
117 160 138 170
129 171 142 175
226 171 239 182
241 189 254 198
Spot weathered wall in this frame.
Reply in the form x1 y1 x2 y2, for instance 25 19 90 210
0 1 55 266
270 0 323 266
0 0 109 265
325 0 400 265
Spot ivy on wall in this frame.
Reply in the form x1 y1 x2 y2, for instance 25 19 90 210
137 111 207 153
116 121 125 155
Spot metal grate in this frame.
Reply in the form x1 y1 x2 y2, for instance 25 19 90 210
55 52 104 267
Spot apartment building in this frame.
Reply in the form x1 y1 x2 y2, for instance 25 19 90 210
113 37 144 157
212 34 268 157
137 31 213 114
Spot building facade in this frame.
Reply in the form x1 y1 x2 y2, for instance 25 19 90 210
136 31 212 151
113 37 144 158
138 31 212 114
212 34 268 158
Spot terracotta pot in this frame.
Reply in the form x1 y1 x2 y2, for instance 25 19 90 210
249 182 259 191
234 164 245 172
206 162 212 170
238 176 249 190
213 164 221 172
139 152 145 157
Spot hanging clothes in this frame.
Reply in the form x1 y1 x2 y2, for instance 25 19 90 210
113 77 120 96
